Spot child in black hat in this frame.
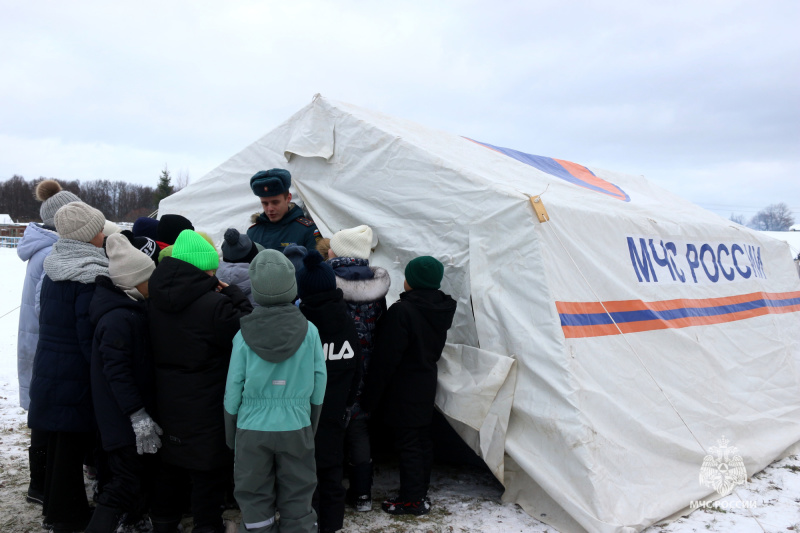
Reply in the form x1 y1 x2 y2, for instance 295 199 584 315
156 214 193 247
297 251 362 533
120 230 159 264
360 256 457 516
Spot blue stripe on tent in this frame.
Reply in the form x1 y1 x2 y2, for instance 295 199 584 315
559 296 800 327
469 139 631 201
475 141 582 182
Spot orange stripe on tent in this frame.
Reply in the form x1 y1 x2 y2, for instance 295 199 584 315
559 301 800 339
553 158 627 201
556 291 800 315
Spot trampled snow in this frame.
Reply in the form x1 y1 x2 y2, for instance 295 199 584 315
0 246 798 532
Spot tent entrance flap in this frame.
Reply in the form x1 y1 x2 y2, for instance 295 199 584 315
436 343 517 483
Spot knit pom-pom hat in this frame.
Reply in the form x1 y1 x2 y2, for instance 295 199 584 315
405 256 444 290
221 228 258 263
36 180 82 227
171 230 219 272
249 249 297 306
54 202 105 242
297 250 336 299
330 225 373 260
283 244 308 273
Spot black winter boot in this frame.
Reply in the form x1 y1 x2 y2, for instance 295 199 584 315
27 446 47 505
151 515 183 533
84 504 123 533
346 461 373 512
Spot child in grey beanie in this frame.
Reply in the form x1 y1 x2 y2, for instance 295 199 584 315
35 180 82 228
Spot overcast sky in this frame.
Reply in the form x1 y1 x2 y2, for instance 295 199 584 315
1 1 798 223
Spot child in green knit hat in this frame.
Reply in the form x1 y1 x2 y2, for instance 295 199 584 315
147 229 252 533
361 256 457 516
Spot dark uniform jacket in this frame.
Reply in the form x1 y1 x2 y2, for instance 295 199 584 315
89 276 156 451
360 289 457 427
246 204 319 252
28 276 97 433
148 257 253 471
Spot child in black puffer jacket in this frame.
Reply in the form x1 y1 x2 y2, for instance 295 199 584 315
361 256 457 517
298 251 362 533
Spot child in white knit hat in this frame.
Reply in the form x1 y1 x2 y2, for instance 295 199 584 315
86 233 161 533
327 225 391 512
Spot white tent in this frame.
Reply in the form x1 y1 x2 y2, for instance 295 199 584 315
160 95 800 533
762 231 800 259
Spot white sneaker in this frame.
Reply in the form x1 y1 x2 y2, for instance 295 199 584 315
354 494 372 512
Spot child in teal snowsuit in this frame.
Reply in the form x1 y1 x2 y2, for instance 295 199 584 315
224 249 327 533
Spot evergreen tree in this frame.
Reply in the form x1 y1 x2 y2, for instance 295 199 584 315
154 166 174 206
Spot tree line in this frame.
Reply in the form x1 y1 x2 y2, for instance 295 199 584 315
0 168 181 223
730 203 796 231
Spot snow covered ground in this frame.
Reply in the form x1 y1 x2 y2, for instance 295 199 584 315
0 245 798 532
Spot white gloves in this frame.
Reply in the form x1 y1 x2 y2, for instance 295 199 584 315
130 408 163 455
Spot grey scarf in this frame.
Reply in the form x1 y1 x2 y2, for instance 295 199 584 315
43 238 109 284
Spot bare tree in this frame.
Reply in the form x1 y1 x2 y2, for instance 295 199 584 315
175 169 190 192
0 175 34 222
749 203 795 231
729 213 746 225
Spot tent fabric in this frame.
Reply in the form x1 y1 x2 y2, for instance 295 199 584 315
762 230 800 259
159 95 800 533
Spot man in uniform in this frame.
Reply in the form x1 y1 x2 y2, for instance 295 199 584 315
246 168 321 252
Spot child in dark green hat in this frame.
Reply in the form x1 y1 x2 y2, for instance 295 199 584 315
360 256 457 516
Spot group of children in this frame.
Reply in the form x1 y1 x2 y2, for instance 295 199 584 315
18 179 457 533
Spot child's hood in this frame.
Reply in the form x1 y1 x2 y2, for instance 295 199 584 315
216 261 250 286
401 289 458 331
17 222 58 262
148 256 218 313
298 288 351 335
239 304 309 363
